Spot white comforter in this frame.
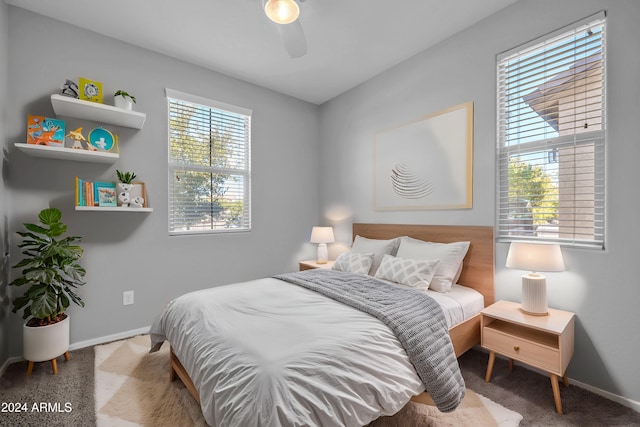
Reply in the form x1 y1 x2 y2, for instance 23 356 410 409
150 277 425 427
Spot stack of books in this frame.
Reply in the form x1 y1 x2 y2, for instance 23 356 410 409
75 177 117 207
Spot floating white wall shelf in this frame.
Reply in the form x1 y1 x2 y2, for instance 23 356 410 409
14 143 119 164
75 206 153 212
50 94 146 129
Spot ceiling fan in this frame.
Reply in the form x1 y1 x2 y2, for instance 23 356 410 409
262 0 307 58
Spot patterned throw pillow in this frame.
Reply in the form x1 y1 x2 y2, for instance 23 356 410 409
374 254 440 290
396 238 470 292
332 252 375 275
350 235 401 276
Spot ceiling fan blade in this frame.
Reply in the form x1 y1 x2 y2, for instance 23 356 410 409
278 19 307 58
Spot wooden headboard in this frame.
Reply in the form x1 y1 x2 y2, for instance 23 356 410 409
352 223 495 307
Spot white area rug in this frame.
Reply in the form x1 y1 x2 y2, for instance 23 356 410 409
95 335 522 426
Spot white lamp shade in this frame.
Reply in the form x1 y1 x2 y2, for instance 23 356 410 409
506 242 564 316
264 0 300 24
506 242 565 273
310 226 335 244
310 226 334 264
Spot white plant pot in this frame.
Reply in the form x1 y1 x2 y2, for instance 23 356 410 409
117 183 144 207
117 183 133 207
23 315 70 362
114 96 134 111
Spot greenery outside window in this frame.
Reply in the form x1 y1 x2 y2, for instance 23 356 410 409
496 12 606 248
167 89 252 235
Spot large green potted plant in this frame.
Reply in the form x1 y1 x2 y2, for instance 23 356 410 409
10 208 86 370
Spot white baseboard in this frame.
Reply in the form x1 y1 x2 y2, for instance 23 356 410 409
0 326 151 374
68 326 150 351
0 355 23 377
569 378 640 413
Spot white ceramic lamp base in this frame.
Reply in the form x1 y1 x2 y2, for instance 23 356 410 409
316 243 328 264
520 273 548 316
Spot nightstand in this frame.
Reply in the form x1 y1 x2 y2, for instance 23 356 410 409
299 260 335 271
481 300 575 415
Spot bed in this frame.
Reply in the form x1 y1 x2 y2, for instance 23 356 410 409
150 223 494 426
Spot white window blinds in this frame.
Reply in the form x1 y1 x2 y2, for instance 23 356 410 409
496 12 606 248
167 89 252 235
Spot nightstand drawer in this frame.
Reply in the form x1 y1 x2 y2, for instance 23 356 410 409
483 323 560 374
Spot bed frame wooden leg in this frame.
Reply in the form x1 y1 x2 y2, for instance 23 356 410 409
169 347 201 404
169 347 177 382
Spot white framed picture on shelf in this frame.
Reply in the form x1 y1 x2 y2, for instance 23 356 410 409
129 182 147 208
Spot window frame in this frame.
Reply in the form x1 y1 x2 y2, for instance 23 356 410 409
166 88 252 236
496 12 606 249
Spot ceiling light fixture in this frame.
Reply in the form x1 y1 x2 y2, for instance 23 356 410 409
264 0 300 25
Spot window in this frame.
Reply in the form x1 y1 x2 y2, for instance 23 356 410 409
497 12 606 248
167 89 251 235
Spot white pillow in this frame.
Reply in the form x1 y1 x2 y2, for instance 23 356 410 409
395 237 470 292
351 235 401 276
332 252 375 275
374 255 440 290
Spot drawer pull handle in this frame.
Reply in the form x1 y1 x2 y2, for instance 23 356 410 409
513 345 520 351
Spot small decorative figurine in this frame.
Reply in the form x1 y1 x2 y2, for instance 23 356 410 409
118 191 130 208
60 79 79 98
65 127 87 149
130 196 145 208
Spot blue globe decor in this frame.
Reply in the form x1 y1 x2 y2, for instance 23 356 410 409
88 127 116 151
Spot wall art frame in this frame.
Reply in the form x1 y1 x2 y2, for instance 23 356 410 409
373 102 473 211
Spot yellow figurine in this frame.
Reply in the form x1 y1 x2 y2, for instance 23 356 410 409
65 127 87 149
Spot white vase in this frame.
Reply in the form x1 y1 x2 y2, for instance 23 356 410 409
114 96 134 111
23 315 70 362
117 183 133 206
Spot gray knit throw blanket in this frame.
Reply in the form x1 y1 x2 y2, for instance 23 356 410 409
274 269 465 412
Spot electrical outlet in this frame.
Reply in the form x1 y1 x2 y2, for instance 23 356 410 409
123 291 134 306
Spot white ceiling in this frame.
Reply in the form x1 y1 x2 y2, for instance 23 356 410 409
6 0 519 105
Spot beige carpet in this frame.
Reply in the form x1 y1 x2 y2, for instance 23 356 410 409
95 335 522 426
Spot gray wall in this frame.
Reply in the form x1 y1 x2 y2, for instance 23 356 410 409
319 0 640 404
0 0 9 368
4 8 320 358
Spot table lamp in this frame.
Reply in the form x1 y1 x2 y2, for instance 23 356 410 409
310 226 334 264
505 242 565 316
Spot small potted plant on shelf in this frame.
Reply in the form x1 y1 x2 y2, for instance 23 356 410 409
10 207 86 374
116 170 145 208
113 90 137 111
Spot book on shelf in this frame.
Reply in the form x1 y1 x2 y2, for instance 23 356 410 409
27 115 65 148
75 177 116 207
94 182 117 207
